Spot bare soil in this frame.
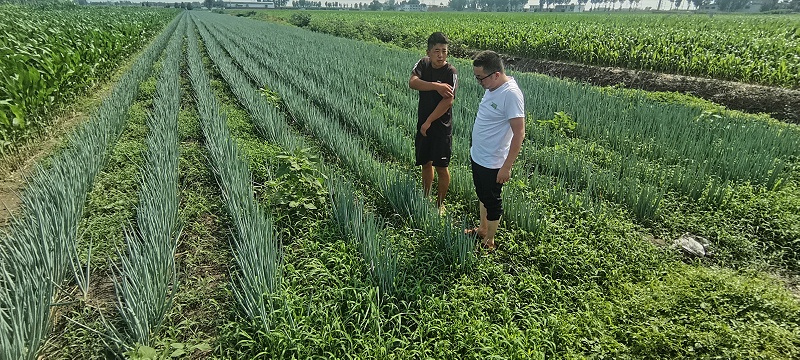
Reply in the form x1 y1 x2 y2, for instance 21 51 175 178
462 51 800 124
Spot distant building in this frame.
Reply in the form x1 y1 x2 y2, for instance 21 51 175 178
399 3 427 11
554 4 584 12
225 0 275 8
699 0 763 12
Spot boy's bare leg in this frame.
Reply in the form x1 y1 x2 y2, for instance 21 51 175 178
422 162 434 197
434 166 450 209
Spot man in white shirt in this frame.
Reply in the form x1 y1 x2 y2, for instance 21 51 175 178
468 51 526 252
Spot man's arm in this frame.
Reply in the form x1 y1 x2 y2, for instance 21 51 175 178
419 97 454 136
409 74 454 98
497 117 525 184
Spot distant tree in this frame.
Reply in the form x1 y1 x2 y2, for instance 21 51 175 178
716 0 749 10
448 0 466 9
691 0 707 9
368 0 381 9
759 0 777 10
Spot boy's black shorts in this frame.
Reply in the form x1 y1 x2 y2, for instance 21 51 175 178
415 132 451 167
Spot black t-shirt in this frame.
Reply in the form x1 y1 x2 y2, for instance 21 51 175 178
412 57 458 137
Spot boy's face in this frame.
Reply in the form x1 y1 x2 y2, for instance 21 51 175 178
427 43 448 68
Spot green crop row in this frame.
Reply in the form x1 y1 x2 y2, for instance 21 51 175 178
0 5 177 152
266 10 800 89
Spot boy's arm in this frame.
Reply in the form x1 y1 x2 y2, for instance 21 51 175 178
496 117 525 184
419 97 454 136
409 74 454 98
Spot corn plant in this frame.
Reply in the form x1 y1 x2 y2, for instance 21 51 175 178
291 11 800 89
0 5 177 152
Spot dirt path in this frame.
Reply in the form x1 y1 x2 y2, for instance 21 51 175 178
457 50 800 124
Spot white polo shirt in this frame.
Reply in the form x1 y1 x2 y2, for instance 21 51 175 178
470 78 525 169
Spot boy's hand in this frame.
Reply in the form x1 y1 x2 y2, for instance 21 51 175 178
436 82 454 98
420 122 431 136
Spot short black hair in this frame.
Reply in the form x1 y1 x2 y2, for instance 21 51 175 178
427 32 449 51
473 50 504 75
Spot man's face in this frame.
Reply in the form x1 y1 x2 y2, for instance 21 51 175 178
427 43 448 68
473 66 497 90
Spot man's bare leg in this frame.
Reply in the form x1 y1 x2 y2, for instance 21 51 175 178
477 202 500 249
476 202 489 238
482 219 501 250
434 166 450 209
422 161 434 197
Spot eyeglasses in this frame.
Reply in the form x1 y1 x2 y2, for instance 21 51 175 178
475 72 496 82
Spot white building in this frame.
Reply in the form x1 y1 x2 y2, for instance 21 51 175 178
399 3 427 11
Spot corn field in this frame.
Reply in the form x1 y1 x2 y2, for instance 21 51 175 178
0 4 176 153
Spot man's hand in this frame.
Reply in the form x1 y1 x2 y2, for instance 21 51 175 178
497 166 512 184
436 82 454 98
420 121 431 137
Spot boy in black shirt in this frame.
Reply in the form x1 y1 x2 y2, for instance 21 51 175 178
408 32 458 213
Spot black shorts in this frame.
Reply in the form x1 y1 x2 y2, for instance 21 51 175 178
415 132 451 167
471 157 503 221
